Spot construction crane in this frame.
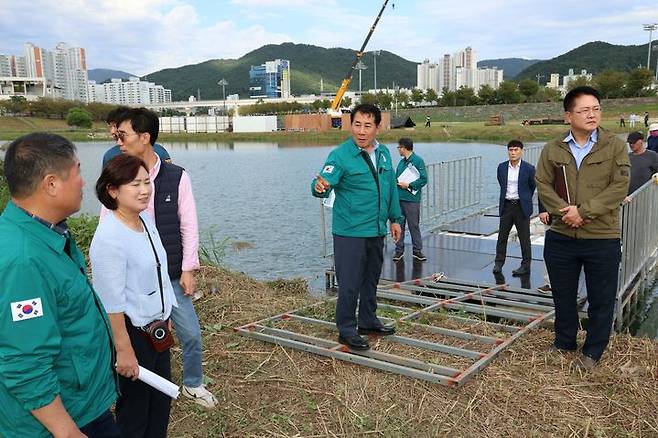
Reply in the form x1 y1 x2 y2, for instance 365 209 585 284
329 0 391 127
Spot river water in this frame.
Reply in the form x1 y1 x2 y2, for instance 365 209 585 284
2 138 656 338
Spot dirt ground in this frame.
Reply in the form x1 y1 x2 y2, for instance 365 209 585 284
166 266 658 437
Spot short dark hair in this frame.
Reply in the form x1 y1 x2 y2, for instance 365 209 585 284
350 103 382 126
4 133 77 198
398 137 414 150
105 106 131 124
563 86 601 112
116 107 159 146
507 139 524 149
96 154 149 210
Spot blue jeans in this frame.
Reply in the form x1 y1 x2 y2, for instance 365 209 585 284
80 410 121 438
170 278 203 387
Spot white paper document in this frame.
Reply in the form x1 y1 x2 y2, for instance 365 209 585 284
138 365 180 399
397 165 420 195
322 190 336 208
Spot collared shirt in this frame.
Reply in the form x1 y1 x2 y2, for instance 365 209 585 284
312 137 403 237
564 129 598 169
505 161 521 200
90 211 177 327
0 201 117 436
101 155 200 272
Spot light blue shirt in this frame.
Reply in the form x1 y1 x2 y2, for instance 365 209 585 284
564 129 598 169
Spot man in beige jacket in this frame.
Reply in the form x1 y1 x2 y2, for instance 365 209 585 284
535 86 629 371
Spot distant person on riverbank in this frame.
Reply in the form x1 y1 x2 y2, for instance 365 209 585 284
625 132 658 197
646 123 658 153
104 108 219 408
629 113 637 128
102 106 171 168
312 103 403 351
0 133 119 437
393 137 428 262
619 113 625 127
536 86 629 371
644 112 650 128
425 116 431 127
492 140 535 277
91 154 177 437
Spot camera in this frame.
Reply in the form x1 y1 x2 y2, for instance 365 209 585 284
142 319 174 352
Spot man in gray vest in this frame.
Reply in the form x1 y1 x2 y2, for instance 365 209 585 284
110 108 218 408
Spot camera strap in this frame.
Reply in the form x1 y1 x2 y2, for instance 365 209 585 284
139 216 165 318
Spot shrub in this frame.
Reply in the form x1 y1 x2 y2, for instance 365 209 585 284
66 107 93 128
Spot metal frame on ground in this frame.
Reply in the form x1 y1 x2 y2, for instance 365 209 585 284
236 277 555 387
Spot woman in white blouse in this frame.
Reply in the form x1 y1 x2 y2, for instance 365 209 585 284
90 154 177 438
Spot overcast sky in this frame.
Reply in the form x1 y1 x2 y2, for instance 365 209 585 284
1 0 657 76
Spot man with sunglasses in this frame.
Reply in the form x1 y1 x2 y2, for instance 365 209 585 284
536 86 629 371
102 106 171 168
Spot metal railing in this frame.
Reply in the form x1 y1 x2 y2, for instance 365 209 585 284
522 143 543 168
320 155 484 257
616 178 658 327
420 156 481 227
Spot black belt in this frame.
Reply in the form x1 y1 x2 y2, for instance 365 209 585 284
505 199 520 204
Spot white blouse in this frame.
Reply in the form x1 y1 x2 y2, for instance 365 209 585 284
90 211 177 327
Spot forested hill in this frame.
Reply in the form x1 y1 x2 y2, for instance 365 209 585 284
516 41 657 80
143 43 418 101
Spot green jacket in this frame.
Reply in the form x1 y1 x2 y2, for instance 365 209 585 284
535 129 630 239
396 152 428 203
312 138 404 237
0 202 118 437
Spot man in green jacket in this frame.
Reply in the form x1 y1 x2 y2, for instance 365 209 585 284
535 86 630 371
0 133 119 437
312 104 403 351
393 137 428 262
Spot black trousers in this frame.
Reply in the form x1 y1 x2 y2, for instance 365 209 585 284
80 410 121 438
544 230 621 361
116 319 172 438
334 235 384 337
495 200 531 267
396 201 422 253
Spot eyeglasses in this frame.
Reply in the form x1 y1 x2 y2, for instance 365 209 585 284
113 131 140 141
571 107 601 116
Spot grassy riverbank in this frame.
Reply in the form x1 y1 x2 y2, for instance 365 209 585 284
169 265 658 437
1 95 655 145
0 117 642 146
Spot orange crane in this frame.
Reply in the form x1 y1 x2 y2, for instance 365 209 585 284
329 0 391 127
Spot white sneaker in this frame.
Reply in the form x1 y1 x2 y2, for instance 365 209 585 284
182 385 218 409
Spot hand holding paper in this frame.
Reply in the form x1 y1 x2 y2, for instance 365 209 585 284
137 366 180 399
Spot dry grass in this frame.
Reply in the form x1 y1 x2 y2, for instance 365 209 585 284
168 266 658 437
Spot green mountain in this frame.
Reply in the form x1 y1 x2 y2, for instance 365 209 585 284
516 41 656 80
477 58 542 79
142 43 418 101
88 68 135 83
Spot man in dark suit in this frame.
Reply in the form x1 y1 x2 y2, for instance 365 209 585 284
493 140 535 276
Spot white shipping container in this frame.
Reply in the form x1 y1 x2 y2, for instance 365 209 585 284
233 115 277 133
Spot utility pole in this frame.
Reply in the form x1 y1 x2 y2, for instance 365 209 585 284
643 24 658 70
217 78 228 118
535 73 543 84
355 60 368 95
373 50 381 92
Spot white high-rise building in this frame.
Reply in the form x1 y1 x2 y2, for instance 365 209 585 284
417 59 439 91
433 47 504 95
21 42 88 101
546 73 560 89
88 77 172 105
562 68 592 90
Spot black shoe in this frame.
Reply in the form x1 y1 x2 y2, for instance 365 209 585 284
392 251 404 262
358 325 396 336
412 251 427 261
512 266 530 276
492 263 503 274
338 334 370 351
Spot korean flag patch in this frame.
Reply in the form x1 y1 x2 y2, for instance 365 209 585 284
11 298 44 322
322 165 335 174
